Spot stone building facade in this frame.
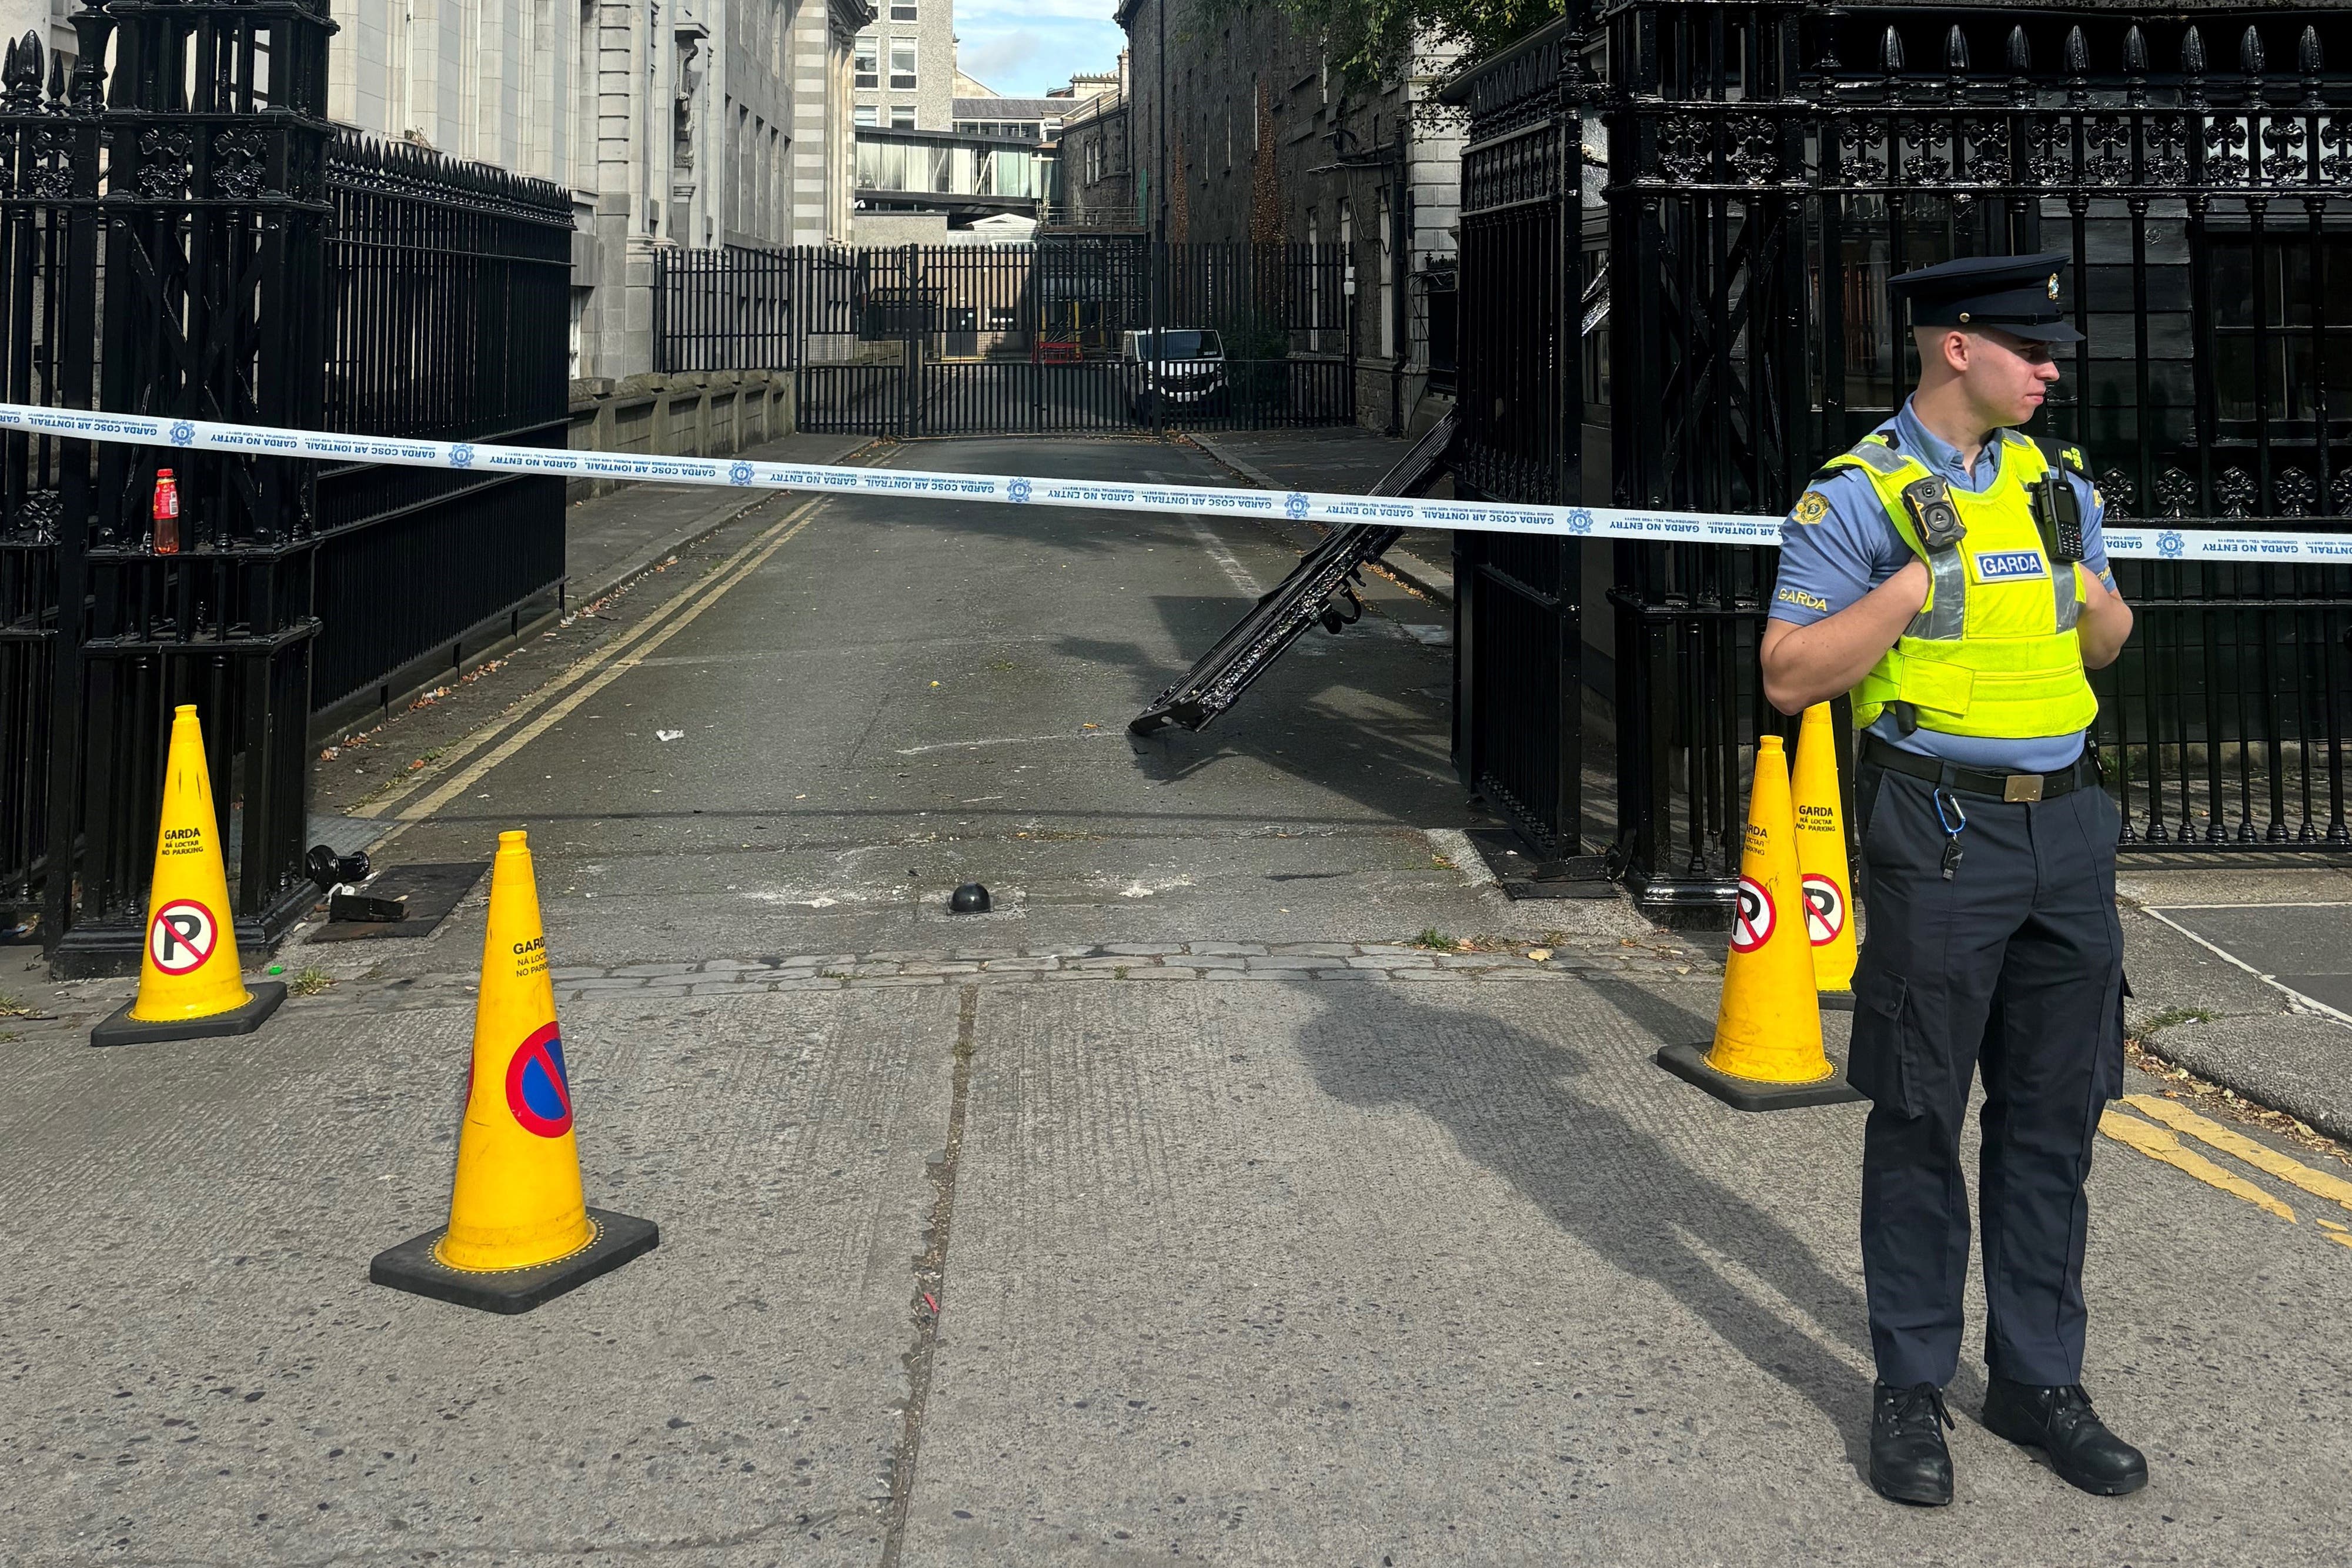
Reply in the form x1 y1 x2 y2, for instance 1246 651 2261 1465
853 0 953 130
309 0 872 380
1055 69 1137 231
1115 0 1462 433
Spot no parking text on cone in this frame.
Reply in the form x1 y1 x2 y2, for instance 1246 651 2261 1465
371 830 657 1313
1792 703 1859 1005
91 706 286 1047
1656 734 1863 1111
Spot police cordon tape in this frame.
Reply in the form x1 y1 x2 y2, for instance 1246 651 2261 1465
8 400 2352 564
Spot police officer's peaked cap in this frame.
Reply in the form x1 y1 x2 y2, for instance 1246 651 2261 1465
1890 252 2083 344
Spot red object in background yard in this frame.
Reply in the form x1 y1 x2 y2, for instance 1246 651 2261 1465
1032 338 1081 365
151 469 181 556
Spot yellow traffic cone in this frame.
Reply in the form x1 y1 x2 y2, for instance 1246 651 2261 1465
371 830 657 1312
1792 703 1859 1003
90 706 286 1047
1656 734 1862 1111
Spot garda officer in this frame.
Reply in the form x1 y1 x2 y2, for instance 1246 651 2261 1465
1759 254 2146 1507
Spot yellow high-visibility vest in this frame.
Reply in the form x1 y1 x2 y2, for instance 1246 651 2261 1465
1826 431 2097 741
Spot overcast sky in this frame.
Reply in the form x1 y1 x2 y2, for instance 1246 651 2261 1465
954 0 1125 97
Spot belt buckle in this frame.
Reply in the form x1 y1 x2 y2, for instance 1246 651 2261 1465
2003 773 2045 803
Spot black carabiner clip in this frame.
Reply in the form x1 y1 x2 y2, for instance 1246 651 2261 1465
1933 787 1967 881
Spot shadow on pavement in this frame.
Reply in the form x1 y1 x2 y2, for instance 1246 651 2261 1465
1060 625 1469 830
1291 979 1895 1481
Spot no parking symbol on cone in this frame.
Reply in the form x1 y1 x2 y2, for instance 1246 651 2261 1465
90 706 285 1048
370 830 657 1313
1656 733 1864 1112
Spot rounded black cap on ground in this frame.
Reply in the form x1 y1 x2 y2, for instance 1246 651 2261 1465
949 882 991 914
307 844 372 889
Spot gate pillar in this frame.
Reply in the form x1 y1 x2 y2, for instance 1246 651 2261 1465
38 0 333 975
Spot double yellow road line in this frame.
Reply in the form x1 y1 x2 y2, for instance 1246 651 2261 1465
2101 1094 2352 1248
346 493 827 848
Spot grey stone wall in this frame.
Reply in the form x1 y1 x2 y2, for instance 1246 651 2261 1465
566 371 796 502
1117 0 1461 433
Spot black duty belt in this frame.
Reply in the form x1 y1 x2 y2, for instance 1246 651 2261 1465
1859 733 2098 803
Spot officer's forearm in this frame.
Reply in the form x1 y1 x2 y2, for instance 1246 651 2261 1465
1760 561 1931 715
2077 571 2133 668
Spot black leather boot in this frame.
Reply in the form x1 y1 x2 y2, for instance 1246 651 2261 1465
1982 1378 2149 1496
1869 1381 1955 1506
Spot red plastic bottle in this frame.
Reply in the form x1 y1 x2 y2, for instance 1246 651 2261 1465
152 468 180 555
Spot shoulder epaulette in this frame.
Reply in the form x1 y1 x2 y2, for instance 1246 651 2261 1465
1835 437 1913 478
2032 435 2092 479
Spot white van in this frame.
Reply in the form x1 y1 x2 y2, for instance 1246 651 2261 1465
1120 327 1227 421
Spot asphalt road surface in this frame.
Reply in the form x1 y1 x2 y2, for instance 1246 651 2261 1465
4 439 2348 1566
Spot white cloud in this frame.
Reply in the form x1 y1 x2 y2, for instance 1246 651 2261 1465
953 2 1123 97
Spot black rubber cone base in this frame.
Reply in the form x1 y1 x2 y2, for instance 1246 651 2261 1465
370 1208 658 1314
1820 989 1856 1013
91 981 286 1048
1656 1041 1867 1112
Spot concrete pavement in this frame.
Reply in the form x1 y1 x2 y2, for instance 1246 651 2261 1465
2114 863 2352 1142
5 436 2350 1564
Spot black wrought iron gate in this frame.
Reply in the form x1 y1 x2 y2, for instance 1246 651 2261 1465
1449 2 2352 911
1 2 573 970
1444 24 1596 863
657 240 1359 437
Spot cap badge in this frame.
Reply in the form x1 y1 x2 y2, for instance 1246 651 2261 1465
2047 273 2060 301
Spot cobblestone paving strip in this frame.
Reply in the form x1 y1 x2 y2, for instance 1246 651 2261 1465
282 938 1708 1015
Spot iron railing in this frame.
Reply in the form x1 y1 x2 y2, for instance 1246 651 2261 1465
797 356 1355 437
0 0 335 969
657 239 1350 369
655 239 1359 436
1442 18 1598 862
0 2 574 968
314 132 572 717
1447 3 2352 910
652 245 801 374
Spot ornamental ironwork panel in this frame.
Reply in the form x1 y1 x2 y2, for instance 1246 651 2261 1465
1449 2 2352 910
0 0 336 972
0 0 574 971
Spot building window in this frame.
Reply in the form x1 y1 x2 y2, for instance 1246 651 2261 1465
854 36 877 89
2211 235 2352 428
890 39 917 89
890 0 917 17
889 105 916 129
854 105 878 126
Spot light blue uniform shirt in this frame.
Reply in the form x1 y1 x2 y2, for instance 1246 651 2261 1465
1767 399 2114 774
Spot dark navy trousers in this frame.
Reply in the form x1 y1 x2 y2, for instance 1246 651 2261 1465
1848 761 2126 1389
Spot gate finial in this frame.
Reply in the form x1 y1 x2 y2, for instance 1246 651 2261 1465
2 31 38 109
